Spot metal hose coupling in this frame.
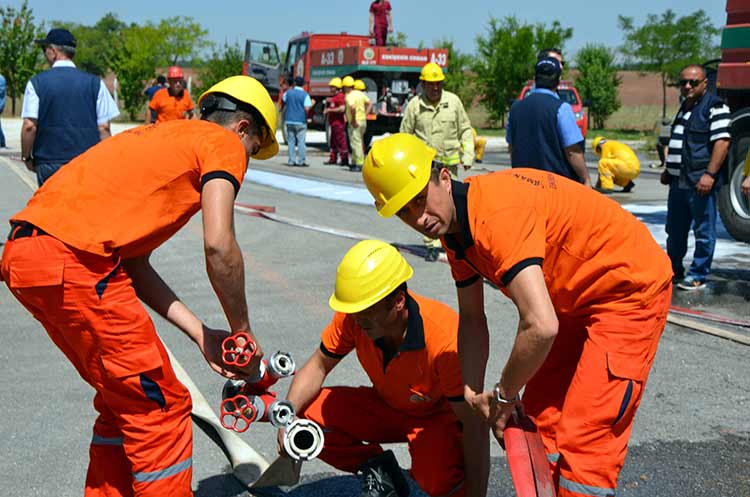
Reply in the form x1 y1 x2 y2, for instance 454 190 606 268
268 399 295 428
282 419 325 461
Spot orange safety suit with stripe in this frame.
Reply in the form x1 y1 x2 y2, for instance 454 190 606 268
301 292 466 497
441 168 673 497
149 87 195 123
1 120 249 497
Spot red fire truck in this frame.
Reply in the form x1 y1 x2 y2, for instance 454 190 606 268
243 32 448 146
714 0 750 242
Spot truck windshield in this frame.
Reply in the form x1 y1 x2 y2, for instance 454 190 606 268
557 89 580 106
248 42 279 66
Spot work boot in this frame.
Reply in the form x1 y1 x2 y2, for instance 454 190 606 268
622 180 635 193
357 450 410 497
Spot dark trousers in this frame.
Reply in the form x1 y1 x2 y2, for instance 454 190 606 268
35 161 67 186
0 116 5 147
328 122 348 164
374 26 388 46
665 178 717 281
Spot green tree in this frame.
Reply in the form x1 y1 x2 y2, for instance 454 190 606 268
392 31 408 48
574 44 621 129
108 23 167 121
158 16 210 66
435 39 475 107
0 0 45 115
56 13 125 76
473 16 572 126
193 41 243 97
618 9 720 118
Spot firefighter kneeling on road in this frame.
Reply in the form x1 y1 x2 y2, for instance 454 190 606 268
277 240 489 497
1 75 278 497
361 133 674 497
593 136 640 193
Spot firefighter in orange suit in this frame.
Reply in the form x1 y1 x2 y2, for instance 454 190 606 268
361 133 673 497
593 136 640 193
1 76 278 497
278 240 489 497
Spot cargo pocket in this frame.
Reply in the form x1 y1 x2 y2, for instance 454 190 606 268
606 351 644 428
101 342 167 410
101 342 163 379
8 259 64 288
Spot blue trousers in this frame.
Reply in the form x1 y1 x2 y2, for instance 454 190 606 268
35 161 67 186
286 123 307 165
665 179 717 281
0 116 6 147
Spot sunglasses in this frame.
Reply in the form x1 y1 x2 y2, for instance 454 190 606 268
678 78 706 87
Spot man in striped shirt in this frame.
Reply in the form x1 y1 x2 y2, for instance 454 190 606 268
660 64 731 290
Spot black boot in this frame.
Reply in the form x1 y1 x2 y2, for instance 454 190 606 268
357 450 410 497
622 180 635 193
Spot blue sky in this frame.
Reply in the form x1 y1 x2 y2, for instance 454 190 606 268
8 1 726 62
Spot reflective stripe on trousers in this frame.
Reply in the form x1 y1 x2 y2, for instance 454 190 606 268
560 476 615 497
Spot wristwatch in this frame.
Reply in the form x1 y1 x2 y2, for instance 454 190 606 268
493 383 520 405
705 171 717 179
21 155 33 162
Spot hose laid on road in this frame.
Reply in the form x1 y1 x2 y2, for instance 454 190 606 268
234 203 750 346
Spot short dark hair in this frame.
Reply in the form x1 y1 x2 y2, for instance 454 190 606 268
156 75 166 84
384 281 408 309
537 47 563 61
202 94 271 145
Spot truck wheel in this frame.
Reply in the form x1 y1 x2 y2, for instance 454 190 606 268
363 129 374 154
718 126 750 243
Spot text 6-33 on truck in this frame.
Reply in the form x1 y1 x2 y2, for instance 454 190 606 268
713 0 750 242
242 32 448 148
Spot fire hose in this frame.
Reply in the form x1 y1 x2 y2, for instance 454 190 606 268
219 332 325 461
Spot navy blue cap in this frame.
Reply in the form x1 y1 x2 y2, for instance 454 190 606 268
535 57 561 78
294 76 305 86
35 28 76 48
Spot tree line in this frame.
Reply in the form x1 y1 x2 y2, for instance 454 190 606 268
0 2 720 127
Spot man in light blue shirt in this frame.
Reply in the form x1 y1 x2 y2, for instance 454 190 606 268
506 57 590 185
20 28 119 185
281 76 313 167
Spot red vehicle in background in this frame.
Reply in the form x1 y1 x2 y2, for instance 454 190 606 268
518 80 589 138
243 32 448 146
712 0 750 242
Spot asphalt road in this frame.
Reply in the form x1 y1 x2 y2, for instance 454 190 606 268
0 122 748 497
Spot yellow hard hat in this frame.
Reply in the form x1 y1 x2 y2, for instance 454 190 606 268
420 62 445 82
329 77 343 89
354 79 367 91
329 240 414 314
342 75 355 87
198 75 278 160
362 133 436 218
592 136 606 155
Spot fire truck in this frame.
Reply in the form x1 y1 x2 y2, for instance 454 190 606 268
714 0 750 242
242 32 448 146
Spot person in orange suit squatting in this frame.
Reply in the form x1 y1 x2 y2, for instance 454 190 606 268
278 240 489 497
361 133 673 497
1 75 278 497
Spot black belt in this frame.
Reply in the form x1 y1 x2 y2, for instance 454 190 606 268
8 222 48 241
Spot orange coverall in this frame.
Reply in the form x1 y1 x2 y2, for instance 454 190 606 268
148 87 195 123
302 292 467 496
1 120 249 497
441 168 673 497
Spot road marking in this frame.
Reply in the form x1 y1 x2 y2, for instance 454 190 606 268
0 156 36 192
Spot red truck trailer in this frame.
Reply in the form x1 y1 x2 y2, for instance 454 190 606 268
715 0 750 242
243 33 448 146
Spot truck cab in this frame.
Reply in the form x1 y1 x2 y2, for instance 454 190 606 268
715 0 750 242
243 33 448 146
